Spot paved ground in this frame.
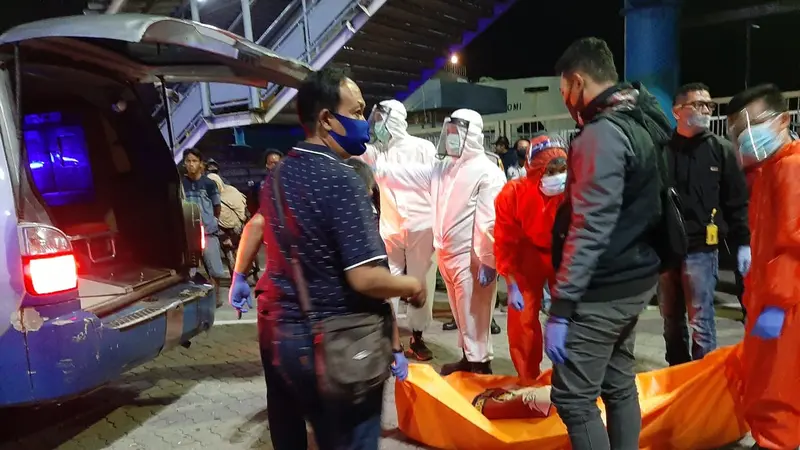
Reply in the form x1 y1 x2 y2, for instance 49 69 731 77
0 272 752 450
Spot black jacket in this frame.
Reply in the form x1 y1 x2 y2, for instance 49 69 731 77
666 131 750 252
550 83 664 318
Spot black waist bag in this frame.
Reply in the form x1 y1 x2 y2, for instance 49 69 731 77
271 163 391 403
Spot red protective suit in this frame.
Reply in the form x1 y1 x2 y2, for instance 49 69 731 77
494 145 567 381
742 140 800 449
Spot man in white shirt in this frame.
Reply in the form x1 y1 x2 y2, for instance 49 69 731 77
505 139 530 180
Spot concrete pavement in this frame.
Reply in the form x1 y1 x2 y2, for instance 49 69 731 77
0 279 753 450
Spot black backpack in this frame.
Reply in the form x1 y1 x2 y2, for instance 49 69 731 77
552 86 688 273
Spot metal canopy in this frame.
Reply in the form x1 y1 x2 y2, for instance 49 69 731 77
333 0 505 109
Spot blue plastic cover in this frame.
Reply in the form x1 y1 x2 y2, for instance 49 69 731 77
23 112 95 207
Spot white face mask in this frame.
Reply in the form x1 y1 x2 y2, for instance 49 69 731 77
540 172 567 196
687 112 711 129
445 134 463 155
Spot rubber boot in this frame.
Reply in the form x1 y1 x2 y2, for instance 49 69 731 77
440 351 470 376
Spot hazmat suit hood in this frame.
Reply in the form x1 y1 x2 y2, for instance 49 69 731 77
380 99 409 142
444 108 485 160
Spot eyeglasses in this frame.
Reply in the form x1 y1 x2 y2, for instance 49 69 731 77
678 101 717 112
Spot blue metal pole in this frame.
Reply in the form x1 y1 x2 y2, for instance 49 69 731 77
623 0 681 125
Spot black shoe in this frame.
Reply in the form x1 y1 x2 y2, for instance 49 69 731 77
442 319 458 331
440 356 470 376
490 318 501 335
469 361 493 375
407 331 434 361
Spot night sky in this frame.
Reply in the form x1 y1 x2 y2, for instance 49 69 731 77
464 0 800 98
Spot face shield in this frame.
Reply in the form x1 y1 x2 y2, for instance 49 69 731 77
728 109 786 167
367 104 392 145
436 117 470 159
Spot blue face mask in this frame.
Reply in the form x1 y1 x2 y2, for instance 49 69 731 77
738 121 783 167
330 113 370 156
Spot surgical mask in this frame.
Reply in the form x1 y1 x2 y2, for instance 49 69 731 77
737 120 783 167
372 120 391 144
564 83 586 126
540 172 567 196
445 134 462 155
687 112 711 129
330 113 370 156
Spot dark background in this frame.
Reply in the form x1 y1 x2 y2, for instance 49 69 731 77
464 0 799 97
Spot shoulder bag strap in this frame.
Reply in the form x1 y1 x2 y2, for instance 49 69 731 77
271 162 314 318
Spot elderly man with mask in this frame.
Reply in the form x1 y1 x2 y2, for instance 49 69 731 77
356 99 438 361
658 83 751 367
375 108 506 375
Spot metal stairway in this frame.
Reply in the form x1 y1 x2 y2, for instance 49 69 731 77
151 0 517 160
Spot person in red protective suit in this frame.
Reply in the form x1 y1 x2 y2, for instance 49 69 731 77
494 134 568 381
727 84 800 450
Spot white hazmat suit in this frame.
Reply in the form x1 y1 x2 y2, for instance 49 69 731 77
358 100 437 333
375 109 506 368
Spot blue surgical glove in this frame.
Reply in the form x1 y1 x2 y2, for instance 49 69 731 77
391 351 409 381
751 306 785 340
737 245 752 276
478 264 497 287
544 316 569 365
229 271 253 314
508 283 524 311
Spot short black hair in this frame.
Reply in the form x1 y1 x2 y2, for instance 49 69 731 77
554 37 618 84
673 82 710 106
343 158 375 191
296 66 351 131
494 136 510 148
183 148 203 161
262 148 282 165
727 83 787 116
512 139 530 149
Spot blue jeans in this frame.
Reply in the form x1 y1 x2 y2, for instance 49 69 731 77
259 318 384 450
657 250 719 366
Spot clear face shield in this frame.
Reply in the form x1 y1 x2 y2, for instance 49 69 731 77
728 110 785 168
436 117 470 159
367 104 392 145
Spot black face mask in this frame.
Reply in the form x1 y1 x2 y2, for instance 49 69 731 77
516 149 528 160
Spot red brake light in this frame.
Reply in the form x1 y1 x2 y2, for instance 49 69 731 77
200 224 206 250
19 224 78 296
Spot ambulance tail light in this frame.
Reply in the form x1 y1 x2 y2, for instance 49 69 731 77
19 224 78 296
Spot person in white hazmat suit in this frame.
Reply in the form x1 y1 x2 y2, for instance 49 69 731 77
357 99 438 361
374 108 506 375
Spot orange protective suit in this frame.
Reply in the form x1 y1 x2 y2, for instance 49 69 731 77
494 143 567 381
742 140 800 449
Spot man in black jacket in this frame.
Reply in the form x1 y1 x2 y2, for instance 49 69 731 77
658 83 751 366
546 37 666 449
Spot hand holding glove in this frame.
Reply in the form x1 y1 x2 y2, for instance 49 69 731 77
478 264 497 287
544 316 569 365
508 283 524 311
229 272 253 315
391 351 409 381
751 306 785 340
737 246 752 276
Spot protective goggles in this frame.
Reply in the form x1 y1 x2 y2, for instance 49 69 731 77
728 109 784 167
367 104 392 145
527 137 567 165
436 117 470 159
